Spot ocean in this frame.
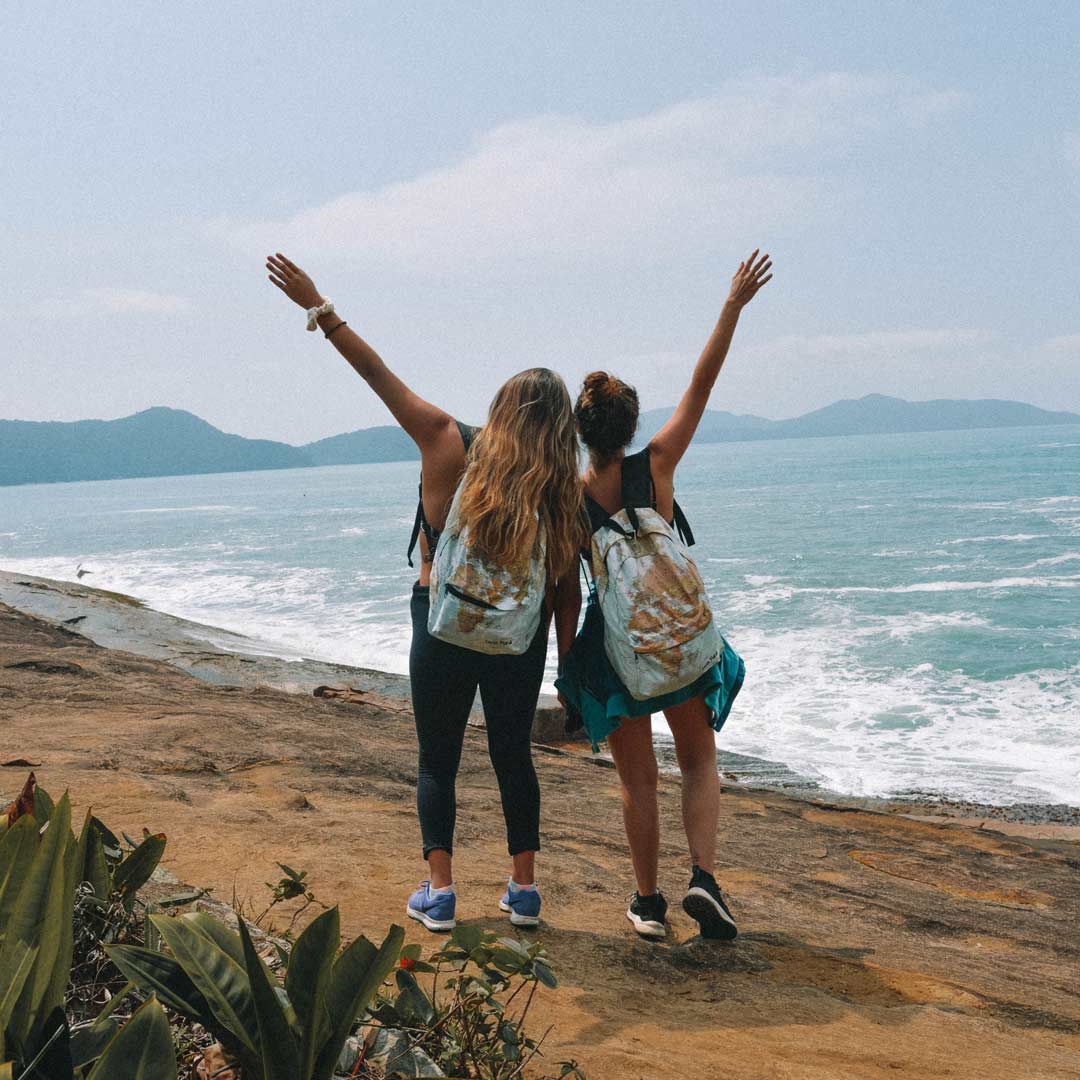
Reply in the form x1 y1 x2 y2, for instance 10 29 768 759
2 424 1078 808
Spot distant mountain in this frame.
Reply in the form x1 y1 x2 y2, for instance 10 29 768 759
638 395 1080 445
636 407 774 444
3 396 1077 487
0 407 311 486
303 425 419 466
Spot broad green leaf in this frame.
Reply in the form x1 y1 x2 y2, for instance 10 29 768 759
179 911 246 965
70 1016 119 1068
86 996 177 1080
394 970 435 1025
534 960 557 988
106 945 216 1028
0 941 37 1030
88 816 122 862
4 793 73 1046
313 924 404 1080
286 906 339 1078
0 816 37 941
113 833 166 907
238 918 301 1080
150 914 258 1053
449 924 485 952
42 836 78 1027
32 786 54 824
79 817 110 901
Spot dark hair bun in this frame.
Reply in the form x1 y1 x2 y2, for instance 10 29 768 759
575 371 639 456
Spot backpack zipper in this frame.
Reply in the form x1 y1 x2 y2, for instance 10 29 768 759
445 583 499 610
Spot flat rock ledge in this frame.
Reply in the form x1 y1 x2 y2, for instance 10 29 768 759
2 596 1079 1079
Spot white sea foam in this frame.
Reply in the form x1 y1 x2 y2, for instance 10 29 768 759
339 526 368 536
669 621 1080 805
120 505 242 514
943 534 1048 545
806 576 1080 594
1019 552 1080 569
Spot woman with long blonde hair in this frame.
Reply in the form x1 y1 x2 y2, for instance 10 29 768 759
267 254 584 931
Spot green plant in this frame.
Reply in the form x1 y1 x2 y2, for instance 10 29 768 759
236 862 329 941
361 925 582 1080
110 905 404 1080
0 778 176 1078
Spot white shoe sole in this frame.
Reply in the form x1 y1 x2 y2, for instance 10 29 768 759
406 904 456 932
626 908 667 939
682 887 737 940
498 900 540 926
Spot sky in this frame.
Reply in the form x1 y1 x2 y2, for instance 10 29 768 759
2 1 1079 443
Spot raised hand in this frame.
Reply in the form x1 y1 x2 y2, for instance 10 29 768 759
266 253 324 310
727 249 773 308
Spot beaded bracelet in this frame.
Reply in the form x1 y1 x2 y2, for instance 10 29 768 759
325 321 348 340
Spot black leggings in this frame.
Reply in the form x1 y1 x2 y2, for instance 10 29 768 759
409 583 546 859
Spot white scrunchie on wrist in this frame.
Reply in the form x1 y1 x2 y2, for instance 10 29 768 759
306 299 334 331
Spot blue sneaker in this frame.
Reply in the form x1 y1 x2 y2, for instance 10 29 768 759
499 880 541 927
406 881 456 932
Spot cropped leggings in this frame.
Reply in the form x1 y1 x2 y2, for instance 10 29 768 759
409 582 546 859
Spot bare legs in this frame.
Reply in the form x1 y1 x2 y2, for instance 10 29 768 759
427 849 535 890
428 850 453 890
606 696 719 894
607 717 660 894
665 696 720 875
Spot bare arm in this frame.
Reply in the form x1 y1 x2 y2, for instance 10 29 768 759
266 253 455 452
649 250 772 475
553 570 582 673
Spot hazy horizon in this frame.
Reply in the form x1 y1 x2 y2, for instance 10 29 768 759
3 3 1079 442
4 391 1080 444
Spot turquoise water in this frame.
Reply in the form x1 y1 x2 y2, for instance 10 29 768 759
2 425 1078 806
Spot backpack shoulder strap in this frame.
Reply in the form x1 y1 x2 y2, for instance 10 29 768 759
621 446 697 546
584 494 610 534
672 499 696 547
456 420 479 453
407 420 479 566
406 478 425 567
620 447 654 509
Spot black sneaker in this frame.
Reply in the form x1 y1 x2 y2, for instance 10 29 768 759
682 865 737 940
626 891 668 939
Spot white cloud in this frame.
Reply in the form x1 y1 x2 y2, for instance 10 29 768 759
1043 332 1080 353
80 288 189 314
220 72 965 277
657 326 1001 417
749 327 995 361
605 328 999 417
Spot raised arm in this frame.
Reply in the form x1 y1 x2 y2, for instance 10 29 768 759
649 250 772 473
266 253 455 452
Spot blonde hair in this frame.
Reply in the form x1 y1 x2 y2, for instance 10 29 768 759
457 368 586 580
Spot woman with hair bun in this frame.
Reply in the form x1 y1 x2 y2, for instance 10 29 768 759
558 250 772 941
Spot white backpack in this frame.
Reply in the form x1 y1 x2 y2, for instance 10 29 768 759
587 453 721 700
428 483 547 654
